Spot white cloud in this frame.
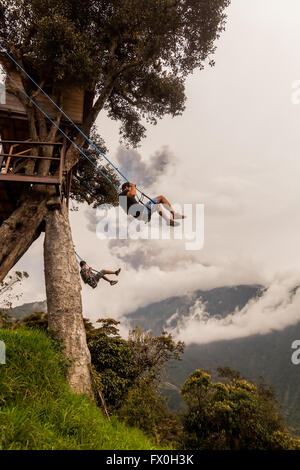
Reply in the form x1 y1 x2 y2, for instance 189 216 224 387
116 146 176 190
9 0 300 348
170 275 300 345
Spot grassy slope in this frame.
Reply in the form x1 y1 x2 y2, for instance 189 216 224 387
0 328 160 450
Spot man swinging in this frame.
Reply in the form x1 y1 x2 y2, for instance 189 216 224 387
119 182 185 226
80 261 121 289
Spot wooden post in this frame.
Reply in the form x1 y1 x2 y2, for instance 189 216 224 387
66 168 73 209
59 137 66 187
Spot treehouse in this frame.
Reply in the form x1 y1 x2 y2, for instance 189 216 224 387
0 53 89 226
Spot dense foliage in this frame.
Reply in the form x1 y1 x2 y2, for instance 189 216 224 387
88 322 139 410
118 377 183 447
6 312 299 450
69 127 120 207
0 0 231 143
89 322 184 446
87 319 184 447
181 368 300 450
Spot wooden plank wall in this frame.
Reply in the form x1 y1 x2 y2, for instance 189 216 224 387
0 70 84 124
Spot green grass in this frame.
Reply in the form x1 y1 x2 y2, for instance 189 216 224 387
0 328 160 450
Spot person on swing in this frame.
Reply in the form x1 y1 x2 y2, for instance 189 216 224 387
80 261 121 289
119 182 185 226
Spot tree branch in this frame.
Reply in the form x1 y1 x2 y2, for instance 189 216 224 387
30 81 46 101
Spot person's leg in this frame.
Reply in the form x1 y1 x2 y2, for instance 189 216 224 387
102 275 118 286
155 195 185 219
102 269 121 276
155 195 174 214
98 270 113 282
156 203 180 227
145 197 181 226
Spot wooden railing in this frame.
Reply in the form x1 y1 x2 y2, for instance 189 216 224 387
0 139 65 188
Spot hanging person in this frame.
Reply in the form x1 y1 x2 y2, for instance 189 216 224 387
80 261 121 289
119 182 185 226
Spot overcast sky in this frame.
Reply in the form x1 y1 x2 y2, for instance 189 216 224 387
12 0 300 343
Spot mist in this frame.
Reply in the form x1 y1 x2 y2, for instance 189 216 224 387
169 274 300 345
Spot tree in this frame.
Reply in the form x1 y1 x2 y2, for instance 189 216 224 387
181 369 300 450
0 271 29 308
128 327 184 380
0 271 29 327
0 0 230 394
120 327 184 446
89 320 184 445
118 376 183 447
87 319 139 410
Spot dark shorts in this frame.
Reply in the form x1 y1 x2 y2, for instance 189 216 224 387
137 197 160 223
87 270 107 288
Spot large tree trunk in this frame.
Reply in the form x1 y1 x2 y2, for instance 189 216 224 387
0 195 47 283
44 202 93 396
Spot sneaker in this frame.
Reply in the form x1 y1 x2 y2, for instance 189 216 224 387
110 280 118 286
115 268 121 276
169 219 180 227
173 213 186 220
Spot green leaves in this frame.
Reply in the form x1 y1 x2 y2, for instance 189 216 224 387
181 369 300 450
88 333 138 410
70 127 120 208
0 0 230 146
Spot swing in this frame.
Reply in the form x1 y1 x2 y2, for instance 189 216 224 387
2 48 172 230
75 251 101 274
136 191 157 223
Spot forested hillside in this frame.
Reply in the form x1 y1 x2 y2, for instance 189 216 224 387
125 285 300 434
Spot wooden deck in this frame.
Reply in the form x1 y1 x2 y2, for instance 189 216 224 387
0 174 60 184
0 139 67 225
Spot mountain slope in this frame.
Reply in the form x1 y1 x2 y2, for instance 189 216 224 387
125 285 263 334
166 322 300 434
125 285 300 434
7 301 47 321
8 286 300 433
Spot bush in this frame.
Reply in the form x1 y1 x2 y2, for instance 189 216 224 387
181 369 300 450
118 378 183 448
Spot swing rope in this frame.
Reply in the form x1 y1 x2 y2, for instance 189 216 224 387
0 46 154 202
1 64 121 192
74 250 102 274
1 48 159 264
0 46 128 183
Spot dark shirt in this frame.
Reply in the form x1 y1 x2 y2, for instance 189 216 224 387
80 268 98 288
119 190 144 218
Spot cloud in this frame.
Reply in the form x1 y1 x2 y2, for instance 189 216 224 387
116 145 176 189
108 238 208 271
80 255 267 325
10 0 300 353
169 274 300 345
